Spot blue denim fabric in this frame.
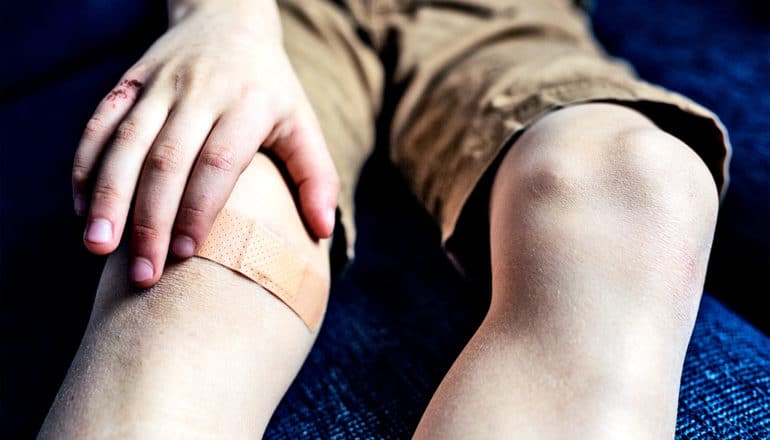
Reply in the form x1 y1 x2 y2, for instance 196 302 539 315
592 0 770 333
1 0 768 438
677 297 770 439
260 148 770 439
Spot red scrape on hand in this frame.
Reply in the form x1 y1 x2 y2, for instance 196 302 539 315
105 80 144 107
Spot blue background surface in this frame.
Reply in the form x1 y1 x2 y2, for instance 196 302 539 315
1 0 768 437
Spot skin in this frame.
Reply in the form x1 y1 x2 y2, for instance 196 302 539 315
41 154 329 438
48 104 718 438
413 104 720 439
72 0 339 288
52 0 719 436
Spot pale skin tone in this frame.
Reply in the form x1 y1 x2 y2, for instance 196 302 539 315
413 104 719 439
44 0 720 437
73 0 339 287
41 154 329 438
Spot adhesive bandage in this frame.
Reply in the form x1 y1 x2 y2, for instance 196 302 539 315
194 208 329 331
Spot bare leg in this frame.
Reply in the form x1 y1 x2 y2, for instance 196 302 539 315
414 103 719 439
40 153 329 438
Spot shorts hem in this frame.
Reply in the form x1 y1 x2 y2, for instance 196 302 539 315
442 79 732 282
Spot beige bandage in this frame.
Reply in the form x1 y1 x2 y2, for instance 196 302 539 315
194 209 329 331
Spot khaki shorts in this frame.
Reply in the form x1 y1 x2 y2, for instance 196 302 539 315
278 0 731 278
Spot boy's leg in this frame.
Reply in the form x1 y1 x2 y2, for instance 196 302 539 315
40 1 381 437
370 0 730 436
412 103 719 438
40 154 330 438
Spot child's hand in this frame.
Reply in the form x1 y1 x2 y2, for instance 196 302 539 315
72 3 339 287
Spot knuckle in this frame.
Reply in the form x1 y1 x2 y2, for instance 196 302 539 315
132 220 162 243
83 116 105 140
199 147 237 173
187 191 217 216
115 119 139 144
207 70 228 89
125 62 151 79
179 203 208 220
177 203 211 232
123 70 142 85
91 181 126 206
72 159 91 186
239 84 266 104
174 65 208 95
172 70 187 93
147 140 183 174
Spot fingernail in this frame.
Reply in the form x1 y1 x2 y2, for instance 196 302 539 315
172 235 195 258
130 257 154 283
325 208 336 232
74 194 86 216
84 218 112 244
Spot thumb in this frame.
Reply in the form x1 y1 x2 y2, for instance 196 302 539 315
264 106 339 239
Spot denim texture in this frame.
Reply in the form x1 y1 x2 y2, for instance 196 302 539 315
1 0 768 438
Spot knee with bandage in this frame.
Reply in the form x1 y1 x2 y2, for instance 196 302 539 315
192 154 331 331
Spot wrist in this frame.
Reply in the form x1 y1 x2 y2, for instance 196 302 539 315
167 0 281 36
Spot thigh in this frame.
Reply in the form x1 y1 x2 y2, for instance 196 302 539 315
386 0 730 280
42 153 332 437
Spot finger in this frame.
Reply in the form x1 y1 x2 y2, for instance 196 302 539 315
130 106 216 287
171 103 273 258
73 77 146 215
265 105 339 239
83 96 170 255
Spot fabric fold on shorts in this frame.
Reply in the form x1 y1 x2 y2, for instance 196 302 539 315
278 0 732 277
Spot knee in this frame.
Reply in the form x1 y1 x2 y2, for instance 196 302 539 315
95 153 330 330
491 104 719 230
487 105 721 326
